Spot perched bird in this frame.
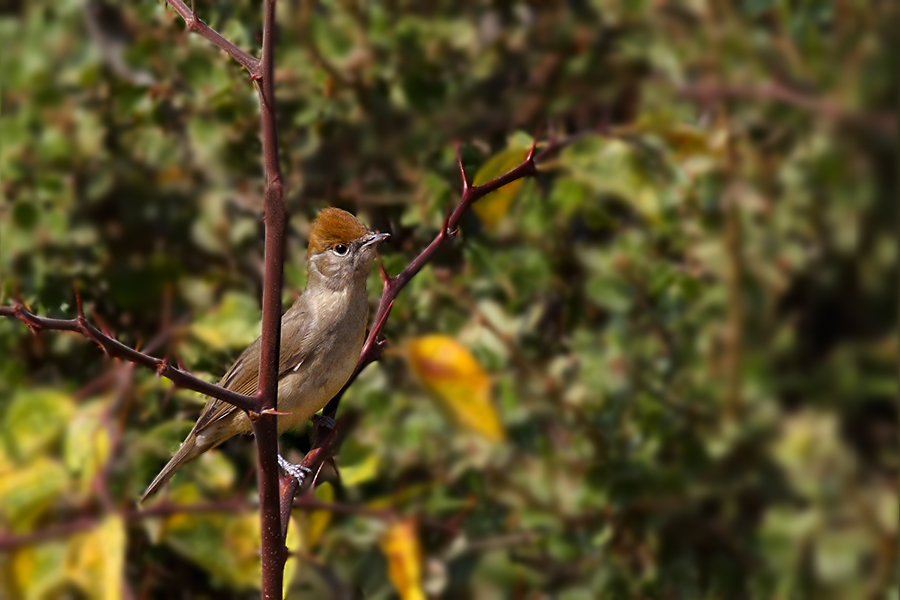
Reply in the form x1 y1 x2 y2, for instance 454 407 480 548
141 207 389 502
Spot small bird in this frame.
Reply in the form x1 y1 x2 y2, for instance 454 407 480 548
141 207 389 502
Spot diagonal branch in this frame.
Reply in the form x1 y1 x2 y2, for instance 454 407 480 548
277 411 360 539
322 132 576 420
5 3 290 595
164 0 260 75
275 131 585 530
0 302 258 413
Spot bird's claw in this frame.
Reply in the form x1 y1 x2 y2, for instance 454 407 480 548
278 454 312 485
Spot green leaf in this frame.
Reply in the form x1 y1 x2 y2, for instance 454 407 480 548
63 399 111 494
161 502 303 592
339 452 381 488
190 292 260 352
4 388 75 458
560 135 672 219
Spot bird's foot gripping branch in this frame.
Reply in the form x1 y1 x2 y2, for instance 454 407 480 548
0 0 578 595
277 456 312 485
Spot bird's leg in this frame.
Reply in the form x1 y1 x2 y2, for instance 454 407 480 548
278 414 336 485
312 413 335 430
278 454 312 485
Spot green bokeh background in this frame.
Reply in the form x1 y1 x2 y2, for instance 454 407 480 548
1 1 896 598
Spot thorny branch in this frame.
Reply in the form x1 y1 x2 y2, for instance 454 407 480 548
276 134 579 509
0 299 258 413
327 133 573 415
0 1 586 594
2 1 289 591
163 1 289 596
164 0 259 75
246 0 289 595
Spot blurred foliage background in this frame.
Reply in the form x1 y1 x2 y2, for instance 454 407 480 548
0 0 896 598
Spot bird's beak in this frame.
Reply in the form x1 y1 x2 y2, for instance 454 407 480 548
362 231 390 248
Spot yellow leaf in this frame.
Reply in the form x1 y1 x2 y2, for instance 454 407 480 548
190 323 228 349
472 146 529 231
380 519 424 600
339 452 380 488
0 441 13 476
0 457 69 533
406 335 505 441
66 515 126 600
284 515 303 596
9 541 68 600
301 482 334 550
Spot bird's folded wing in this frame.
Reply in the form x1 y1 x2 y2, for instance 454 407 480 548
192 306 312 432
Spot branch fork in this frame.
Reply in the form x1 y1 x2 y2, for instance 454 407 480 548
1 1 577 595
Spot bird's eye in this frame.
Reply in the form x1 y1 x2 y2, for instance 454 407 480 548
333 244 350 256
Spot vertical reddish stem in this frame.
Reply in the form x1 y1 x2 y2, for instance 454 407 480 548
252 0 287 597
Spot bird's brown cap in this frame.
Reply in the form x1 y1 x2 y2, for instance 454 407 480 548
308 207 370 255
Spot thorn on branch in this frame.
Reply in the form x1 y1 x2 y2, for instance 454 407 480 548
260 408 291 417
156 360 168 377
455 143 470 193
309 462 326 491
526 137 538 163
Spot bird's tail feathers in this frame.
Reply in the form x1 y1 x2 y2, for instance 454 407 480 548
140 433 205 504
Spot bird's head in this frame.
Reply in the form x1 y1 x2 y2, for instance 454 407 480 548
307 207 390 290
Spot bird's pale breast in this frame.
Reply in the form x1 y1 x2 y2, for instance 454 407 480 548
274 283 367 432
